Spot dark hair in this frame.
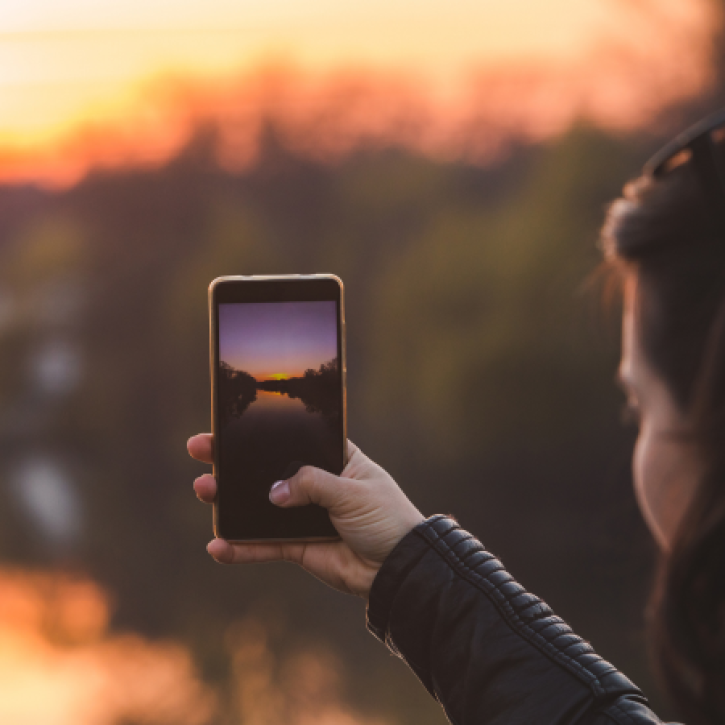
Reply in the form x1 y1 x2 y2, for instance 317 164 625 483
600 139 725 724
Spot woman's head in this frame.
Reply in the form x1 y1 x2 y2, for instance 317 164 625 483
601 122 725 724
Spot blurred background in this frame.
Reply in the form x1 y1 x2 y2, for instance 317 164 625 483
1 1 724 722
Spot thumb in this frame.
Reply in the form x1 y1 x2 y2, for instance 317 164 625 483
269 466 348 511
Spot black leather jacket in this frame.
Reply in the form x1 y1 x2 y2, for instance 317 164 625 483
367 515 672 725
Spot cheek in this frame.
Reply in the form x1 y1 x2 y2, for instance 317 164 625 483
632 424 697 550
632 426 670 549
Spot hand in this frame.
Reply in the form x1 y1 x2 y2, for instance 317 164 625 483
188 436 425 599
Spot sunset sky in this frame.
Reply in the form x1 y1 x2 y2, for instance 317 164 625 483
0 0 718 185
3 0 605 146
219 302 338 380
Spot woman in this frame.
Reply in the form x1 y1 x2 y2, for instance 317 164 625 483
189 110 725 724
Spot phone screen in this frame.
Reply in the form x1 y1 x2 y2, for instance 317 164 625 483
213 278 344 540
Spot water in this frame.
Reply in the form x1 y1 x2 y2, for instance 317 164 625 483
218 389 339 538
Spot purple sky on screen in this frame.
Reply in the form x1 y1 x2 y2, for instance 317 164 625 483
219 301 338 379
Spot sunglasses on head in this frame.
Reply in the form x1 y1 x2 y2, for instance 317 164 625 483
643 108 725 236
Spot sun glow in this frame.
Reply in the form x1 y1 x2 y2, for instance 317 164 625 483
0 0 720 186
268 373 290 381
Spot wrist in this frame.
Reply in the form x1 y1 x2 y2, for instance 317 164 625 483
363 510 425 601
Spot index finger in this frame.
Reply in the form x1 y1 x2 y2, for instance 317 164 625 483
188 434 214 464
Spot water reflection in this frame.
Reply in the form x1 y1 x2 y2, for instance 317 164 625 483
220 357 340 427
0 570 391 725
0 569 216 725
222 386 334 483
226 617 390 725
217 358 342 537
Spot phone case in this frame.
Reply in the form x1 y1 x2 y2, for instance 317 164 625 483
208 274 347 543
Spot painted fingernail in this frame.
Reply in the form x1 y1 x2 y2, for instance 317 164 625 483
269 480 290 505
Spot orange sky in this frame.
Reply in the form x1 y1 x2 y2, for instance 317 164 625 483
0 0 720 186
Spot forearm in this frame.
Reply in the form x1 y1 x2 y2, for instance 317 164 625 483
367 516 665 725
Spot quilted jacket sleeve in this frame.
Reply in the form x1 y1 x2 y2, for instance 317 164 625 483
367 515 671 725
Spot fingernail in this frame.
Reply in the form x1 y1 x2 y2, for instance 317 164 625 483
269 480 290 505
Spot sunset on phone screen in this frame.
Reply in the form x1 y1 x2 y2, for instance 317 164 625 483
216 297 343 540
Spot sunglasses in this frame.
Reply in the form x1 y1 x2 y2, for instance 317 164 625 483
643 108 725 235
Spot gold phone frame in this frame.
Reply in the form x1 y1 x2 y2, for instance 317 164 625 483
208 274 347 544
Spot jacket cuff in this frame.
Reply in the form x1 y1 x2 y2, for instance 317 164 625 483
366 514 454 643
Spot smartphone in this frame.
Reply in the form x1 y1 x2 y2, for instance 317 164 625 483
209 275 347 542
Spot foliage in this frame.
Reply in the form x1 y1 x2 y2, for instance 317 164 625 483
0 122 674 720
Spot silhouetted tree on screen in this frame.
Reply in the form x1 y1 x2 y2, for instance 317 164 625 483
257 358 340 421
219 361 257 424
